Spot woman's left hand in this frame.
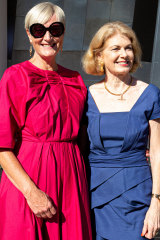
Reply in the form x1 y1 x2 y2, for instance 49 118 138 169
141 198 160 239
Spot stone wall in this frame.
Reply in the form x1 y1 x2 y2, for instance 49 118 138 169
0 0 7 78
10 0 157 86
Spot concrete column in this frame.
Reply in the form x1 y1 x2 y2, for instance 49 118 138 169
150 0 160 87
0 0 7 79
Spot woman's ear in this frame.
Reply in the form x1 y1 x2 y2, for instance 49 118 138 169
26 29 32 43
96 51 103 63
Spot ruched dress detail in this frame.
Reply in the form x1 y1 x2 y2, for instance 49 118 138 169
87 85 160 240
0 61 92 240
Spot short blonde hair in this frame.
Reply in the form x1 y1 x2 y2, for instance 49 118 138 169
82 21 142 75
25 2 65 29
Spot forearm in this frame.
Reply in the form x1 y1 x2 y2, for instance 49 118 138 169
142 118 160 238
149 119 160 195
0 149 56 218
0 149 35 197
150 152 160 194
141 153 160 238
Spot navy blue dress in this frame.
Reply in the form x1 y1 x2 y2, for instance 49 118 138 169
86 84 160 240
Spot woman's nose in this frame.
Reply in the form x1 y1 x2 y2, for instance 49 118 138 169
43 30 53 40
120 48 127 57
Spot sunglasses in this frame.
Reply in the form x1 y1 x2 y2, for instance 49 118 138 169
29 22 64 38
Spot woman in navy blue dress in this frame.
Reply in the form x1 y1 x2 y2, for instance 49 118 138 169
82 21 160 240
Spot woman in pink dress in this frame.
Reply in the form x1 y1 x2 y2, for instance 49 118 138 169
0 2 92 240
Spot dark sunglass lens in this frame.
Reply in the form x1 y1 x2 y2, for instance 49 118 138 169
30 24 45 38
50 23 64 37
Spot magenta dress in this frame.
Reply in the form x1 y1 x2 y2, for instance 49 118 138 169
0 61 92 240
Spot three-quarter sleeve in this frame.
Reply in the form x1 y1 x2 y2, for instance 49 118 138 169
0 66 27 149
149 85 160 120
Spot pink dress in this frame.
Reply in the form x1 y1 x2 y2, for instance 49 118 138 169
0 61 92 240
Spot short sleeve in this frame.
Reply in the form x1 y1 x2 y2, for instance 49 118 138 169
0 66 27 149
149 85 160 120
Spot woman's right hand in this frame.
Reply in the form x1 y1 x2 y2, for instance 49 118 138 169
0 150 56 219
25 186 56 218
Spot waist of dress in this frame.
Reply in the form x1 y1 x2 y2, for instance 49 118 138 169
19 135 76 144
89 150 148 168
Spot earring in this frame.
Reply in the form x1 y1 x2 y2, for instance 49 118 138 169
29 45 33 56
98 60 104 73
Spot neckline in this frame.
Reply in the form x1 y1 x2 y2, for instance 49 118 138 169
101 111 129 114
88 84 151 114
26 60 62 73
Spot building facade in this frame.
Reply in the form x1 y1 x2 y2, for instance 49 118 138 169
0 0 159 87
0 0 7 79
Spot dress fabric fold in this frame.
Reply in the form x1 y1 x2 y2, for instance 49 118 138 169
87 84 160 240
0 61 92 240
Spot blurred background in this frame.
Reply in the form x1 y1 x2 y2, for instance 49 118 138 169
0 0 160 87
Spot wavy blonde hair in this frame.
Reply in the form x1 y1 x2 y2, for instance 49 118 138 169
25 2 65 29
82 21 142 75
